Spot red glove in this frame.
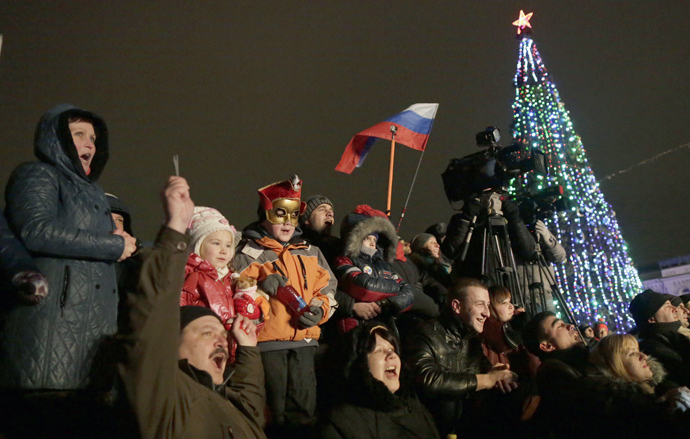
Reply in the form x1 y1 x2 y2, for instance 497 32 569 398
234 294 262 320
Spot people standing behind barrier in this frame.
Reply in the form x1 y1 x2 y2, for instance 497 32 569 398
320 321 439 439
0 105 136 393
333 205 414 334
233 175 337 439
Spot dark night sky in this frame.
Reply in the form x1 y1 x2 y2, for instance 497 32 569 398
1 1 688 267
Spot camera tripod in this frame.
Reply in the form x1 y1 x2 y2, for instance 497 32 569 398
456 208 526 308
519 243 581 334
455 195 582 339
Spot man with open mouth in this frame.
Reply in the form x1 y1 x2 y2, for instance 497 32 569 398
119 176 267 439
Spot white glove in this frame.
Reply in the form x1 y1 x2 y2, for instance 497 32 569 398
534 220 558 249
660 386 690 413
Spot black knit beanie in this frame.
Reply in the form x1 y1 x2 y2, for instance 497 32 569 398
629 289 673 327
180 306 223 332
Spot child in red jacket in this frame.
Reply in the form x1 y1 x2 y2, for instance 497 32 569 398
181 207 267 361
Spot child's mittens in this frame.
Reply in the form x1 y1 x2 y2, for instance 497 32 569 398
234 293 262 320
297 305 323 329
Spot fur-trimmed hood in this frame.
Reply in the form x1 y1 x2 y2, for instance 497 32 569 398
340 205 398 262
591 355 667 389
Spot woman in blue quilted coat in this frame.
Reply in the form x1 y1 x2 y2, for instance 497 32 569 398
0 104 136 391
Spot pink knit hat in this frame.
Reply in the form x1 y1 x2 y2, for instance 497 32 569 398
187 206 237 256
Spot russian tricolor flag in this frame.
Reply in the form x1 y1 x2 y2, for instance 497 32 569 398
335 103 439 174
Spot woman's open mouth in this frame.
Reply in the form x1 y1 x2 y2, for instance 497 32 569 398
384 365 398 378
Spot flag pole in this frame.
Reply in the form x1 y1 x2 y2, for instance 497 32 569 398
396 147 426 233
386 125 397 216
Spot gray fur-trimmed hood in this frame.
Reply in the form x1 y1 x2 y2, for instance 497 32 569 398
340 207 398 262
593 355 667 388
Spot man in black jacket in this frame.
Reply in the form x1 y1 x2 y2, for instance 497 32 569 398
629 289 690 386
299 195 340 265
405 278 517 436
521 311 590 437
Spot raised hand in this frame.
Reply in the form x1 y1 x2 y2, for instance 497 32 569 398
232 314 258 347
161 176 194 234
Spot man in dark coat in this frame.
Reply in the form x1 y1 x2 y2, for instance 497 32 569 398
405 278 517 436
629 289 690 386
299 195 341 265
521 311 590 438
118 176 267 439
0 104 136 391
298 195 360 323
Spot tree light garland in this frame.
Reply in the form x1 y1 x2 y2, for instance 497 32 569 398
508 12 641 331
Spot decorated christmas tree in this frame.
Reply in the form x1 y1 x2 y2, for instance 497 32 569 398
507 11 642 331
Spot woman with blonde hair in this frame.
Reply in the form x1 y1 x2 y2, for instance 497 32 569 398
570 334 690 438
589 334 662 393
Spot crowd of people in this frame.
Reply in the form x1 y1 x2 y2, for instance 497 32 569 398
1 104 690 439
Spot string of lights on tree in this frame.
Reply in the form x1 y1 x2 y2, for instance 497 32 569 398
507 11 642 331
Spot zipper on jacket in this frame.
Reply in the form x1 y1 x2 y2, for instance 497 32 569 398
272 262 287 278
297 256 308 291
60 266 70 317
273 259 308 291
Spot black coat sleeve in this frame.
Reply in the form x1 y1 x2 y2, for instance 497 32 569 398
441 213 471 262
405 329 479 400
